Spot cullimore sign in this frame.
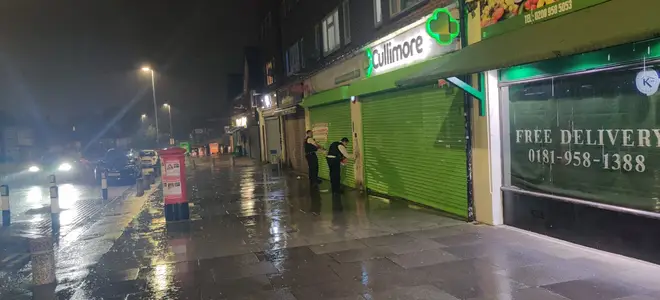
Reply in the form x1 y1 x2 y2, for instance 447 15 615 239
365 7 460 77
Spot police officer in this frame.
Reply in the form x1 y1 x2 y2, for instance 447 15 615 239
304 130 323 185
326 137 354 194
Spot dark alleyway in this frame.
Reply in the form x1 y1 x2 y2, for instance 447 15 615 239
5 156 660 299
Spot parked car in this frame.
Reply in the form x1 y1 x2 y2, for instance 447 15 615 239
95 149 141 185
139 149 160 174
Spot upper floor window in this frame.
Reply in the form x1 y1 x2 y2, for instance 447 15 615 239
265 60 275 86
389 0 424 16
286 41 301 76
374 0 382 26
342 0 351 45
314 24 321 60
260 23 265 40
300 38 305 68
322 9 340 56
261 12 273 40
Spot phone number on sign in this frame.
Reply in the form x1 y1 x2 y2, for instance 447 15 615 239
524 0 573 24
527 149 646 173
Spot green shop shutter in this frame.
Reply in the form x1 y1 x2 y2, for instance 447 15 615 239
362 85 467 217
309 101 355 188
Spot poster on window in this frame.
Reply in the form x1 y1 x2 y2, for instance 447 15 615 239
507 64 660 212
312 123 329 144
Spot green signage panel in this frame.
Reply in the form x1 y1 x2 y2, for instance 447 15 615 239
179 141 191 153
472 0 611 40
507 62 660 212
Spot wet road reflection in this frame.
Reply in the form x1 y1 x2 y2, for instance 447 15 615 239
6 156 659 299
0 179 137 299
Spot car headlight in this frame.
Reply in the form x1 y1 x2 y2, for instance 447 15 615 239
28 166 40 172
58 163 73 172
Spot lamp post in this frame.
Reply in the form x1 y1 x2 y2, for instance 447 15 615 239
141 67 159 144
163 103 173 144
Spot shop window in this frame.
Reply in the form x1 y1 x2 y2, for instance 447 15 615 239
502 62 660 213
374 0 382 26
342 0 351 45
322 9 340 55
265 60 274 86
389 0 424 17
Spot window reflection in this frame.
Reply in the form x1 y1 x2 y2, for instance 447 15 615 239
505 62 660 212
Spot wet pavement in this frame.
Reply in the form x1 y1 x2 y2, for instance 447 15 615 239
4 156 660 299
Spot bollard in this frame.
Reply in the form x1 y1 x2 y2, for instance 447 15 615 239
136 178 144 197
143 173 151 190
143 168 155 185
101 171 108 200
49 175 59 228
30 236 56 286
230 156 235 166
1 185 9 226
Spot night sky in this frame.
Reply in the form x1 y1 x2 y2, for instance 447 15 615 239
0 0 258 132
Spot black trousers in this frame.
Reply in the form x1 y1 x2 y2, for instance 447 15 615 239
327 157 342 193
306 153 319 184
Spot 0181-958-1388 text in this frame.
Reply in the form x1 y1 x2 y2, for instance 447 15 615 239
515 128 653 173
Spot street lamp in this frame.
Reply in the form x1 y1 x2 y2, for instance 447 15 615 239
163 103 173 142
141 66 159 144
141 114 147 121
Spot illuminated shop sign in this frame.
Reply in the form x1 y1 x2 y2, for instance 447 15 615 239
235 116 247 128
365 7 460 78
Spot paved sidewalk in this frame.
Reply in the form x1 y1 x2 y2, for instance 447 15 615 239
53 157 660 300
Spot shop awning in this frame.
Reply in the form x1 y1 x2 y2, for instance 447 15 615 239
397 0 660 87
300 85 350 108
274 106 298 116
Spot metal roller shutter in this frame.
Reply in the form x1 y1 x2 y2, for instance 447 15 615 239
362 85 467 217
309 101 355 187
284 117 306 173
249 126 260 160
265 118 282 162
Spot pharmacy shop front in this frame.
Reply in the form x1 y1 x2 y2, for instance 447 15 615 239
499 38 660 264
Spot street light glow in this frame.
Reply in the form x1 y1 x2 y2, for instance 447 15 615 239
163 103 170 108
140 66 159 143
141 114 147 118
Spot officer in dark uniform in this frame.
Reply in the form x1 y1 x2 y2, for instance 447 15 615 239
326 137 353 194
304 130 323 185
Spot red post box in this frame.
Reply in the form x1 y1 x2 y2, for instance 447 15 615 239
158 147 189 221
